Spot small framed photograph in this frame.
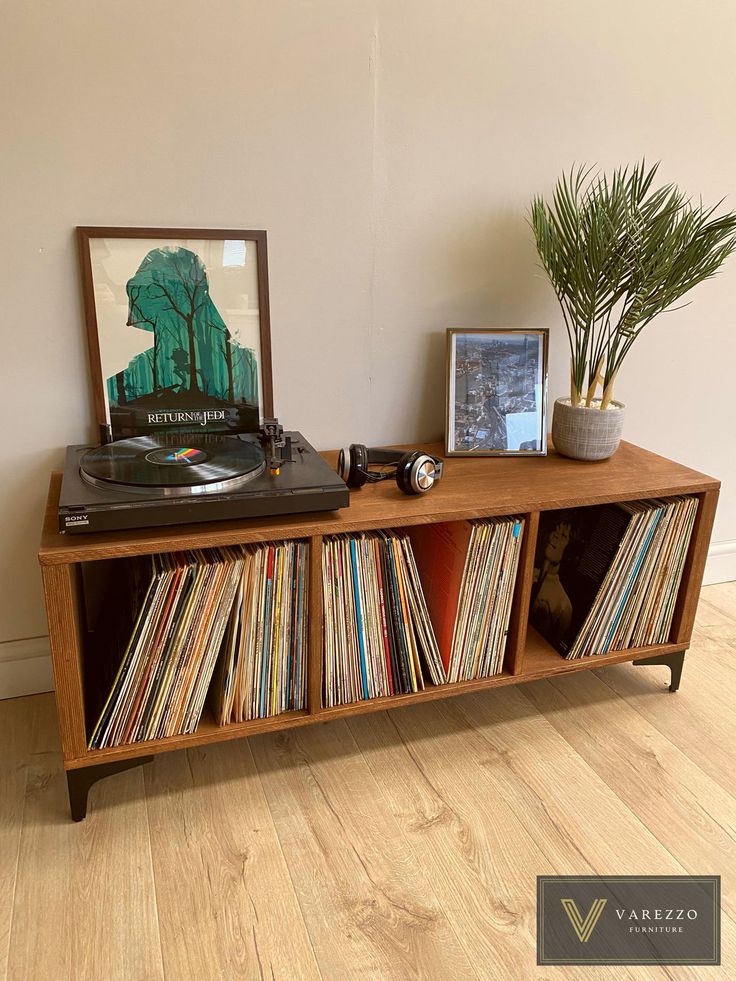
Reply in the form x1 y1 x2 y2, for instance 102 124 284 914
446 327 549 456
77 226 273 442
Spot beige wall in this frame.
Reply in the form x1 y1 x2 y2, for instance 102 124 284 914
2 1 736 658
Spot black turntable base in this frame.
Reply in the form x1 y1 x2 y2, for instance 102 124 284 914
58 431 349 534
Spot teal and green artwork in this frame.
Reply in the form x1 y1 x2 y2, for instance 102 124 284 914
82 230 271 440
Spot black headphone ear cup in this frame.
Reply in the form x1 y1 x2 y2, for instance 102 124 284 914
395 452 420 495
347 443 369 489
396 452 437 495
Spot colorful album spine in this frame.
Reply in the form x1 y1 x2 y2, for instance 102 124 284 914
350 538 370 700
601 507 663 653
374 539 395 696
259 546 275 718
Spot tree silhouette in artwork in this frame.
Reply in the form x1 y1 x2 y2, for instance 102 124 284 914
105 247 259 421
128 283 178 396
145 249 206 391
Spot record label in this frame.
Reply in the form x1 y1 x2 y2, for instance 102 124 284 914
144 446 209 467
80 434 265 496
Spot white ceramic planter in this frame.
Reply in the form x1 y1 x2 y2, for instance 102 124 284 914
552 397 626 461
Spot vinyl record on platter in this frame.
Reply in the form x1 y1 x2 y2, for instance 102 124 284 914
80 434 265 496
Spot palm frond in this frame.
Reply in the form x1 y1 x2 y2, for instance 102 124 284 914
531 161 736 404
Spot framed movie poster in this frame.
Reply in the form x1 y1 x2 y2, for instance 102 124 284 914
446 327 548 456
77 227 273 442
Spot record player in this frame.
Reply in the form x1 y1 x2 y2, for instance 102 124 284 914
59 229 350 533
59 421 349 534
59 229 351 533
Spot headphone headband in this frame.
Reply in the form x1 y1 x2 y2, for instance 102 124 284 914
365 447 403 465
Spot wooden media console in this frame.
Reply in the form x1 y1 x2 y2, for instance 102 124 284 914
38 440 719 820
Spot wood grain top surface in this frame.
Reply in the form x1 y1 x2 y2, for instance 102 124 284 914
38 439 719 565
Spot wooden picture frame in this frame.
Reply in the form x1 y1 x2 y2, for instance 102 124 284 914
77 227 274 443
445 327 549 456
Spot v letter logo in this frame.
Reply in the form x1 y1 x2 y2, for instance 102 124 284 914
560 898 607 942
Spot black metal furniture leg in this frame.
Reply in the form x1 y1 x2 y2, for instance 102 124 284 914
633 650 686 692
66 756 154 821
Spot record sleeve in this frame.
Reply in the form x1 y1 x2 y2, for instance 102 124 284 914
530 505 632 656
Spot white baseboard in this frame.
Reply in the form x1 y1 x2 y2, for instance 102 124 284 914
0 637 53 700
704 541 736 586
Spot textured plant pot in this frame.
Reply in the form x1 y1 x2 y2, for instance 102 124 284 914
552 397 626 461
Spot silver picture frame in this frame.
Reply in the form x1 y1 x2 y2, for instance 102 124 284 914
445 327 549 456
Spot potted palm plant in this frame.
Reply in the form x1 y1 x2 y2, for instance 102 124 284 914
531 162 736 460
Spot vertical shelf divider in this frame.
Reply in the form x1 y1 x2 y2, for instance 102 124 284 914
671 487 719 645
307 534 324 715
505 510 539 676
41 563 89 759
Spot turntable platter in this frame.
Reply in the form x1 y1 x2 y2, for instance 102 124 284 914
80 435 266 497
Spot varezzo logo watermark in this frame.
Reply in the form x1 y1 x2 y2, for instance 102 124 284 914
537 876 720 965
560 898 607 942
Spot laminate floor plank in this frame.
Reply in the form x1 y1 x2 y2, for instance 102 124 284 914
686 592 736 675
348 705 553 981
594 640 736 800
520 670 736 975
446 683 735 981
521 670 736 882
0 694 42 981
250 720 479 981
144 741 321 981
6 696 163 981
695 582 736 627
350 693 686 980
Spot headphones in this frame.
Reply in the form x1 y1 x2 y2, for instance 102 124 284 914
337 444 444 496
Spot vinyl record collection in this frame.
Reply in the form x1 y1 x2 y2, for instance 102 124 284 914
322 531 445 707
89 547 245 748
409 517 525 681
89 541 310 748
87 492 697 747
531 496 698 659
213 540 309 724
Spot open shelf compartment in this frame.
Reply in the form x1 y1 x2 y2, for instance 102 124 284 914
318 515 538 712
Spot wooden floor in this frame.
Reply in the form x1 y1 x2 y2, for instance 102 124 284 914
2 585 736 980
